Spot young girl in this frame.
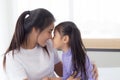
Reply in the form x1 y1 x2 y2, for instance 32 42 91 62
45 21 95 80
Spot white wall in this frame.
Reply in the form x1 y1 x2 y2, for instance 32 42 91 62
87 51 120 67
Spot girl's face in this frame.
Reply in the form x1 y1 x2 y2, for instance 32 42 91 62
37 23 54 47
52 30 64 50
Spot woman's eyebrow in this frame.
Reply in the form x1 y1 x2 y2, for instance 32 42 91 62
49 28 53 31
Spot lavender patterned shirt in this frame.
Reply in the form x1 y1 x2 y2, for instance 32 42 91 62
62 49 95 80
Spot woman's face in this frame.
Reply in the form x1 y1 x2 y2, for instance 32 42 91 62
37 23 54 47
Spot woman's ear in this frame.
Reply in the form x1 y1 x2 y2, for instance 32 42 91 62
63 35 69 44
31 27 40 41
33 27 40 33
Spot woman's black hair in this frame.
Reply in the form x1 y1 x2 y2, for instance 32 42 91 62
55 21 88 80
3 8 55 68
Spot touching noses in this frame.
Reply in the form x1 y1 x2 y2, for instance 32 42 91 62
49 34 52 39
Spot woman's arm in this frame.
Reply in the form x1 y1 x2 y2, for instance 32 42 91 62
66 62 98 80
54 61 63 77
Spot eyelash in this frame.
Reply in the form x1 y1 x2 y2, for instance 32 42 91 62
49 31 51 33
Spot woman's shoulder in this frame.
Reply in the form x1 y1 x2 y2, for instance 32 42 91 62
6 50 20 58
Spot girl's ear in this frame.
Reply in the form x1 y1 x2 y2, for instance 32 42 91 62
63 35 69 44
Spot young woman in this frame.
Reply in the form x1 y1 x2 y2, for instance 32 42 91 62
3 8 62 80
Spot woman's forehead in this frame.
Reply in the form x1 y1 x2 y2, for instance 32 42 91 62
48 23 54 30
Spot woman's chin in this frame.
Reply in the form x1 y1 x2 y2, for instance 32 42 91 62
38 43 46 47
42 44 47 47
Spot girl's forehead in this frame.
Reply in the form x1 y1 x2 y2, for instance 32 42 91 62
55 30 62 36
54 29 58 33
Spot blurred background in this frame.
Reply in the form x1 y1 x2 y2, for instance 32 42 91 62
0 0 120 80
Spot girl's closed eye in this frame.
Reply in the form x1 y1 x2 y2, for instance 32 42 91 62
54 34 56 37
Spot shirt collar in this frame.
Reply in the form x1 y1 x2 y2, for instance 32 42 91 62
63 48 72 56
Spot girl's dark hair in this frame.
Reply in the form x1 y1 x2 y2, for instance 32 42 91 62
55 21 88 80
3 8 55 68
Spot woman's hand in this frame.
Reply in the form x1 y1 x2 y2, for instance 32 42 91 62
42 77 49 80
92 63 98 80
67 76 81 80
54 62 63 77
73 78 81 80
42 77 62 80
67 76 74 80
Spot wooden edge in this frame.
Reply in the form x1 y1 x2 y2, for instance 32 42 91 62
82 39 120 49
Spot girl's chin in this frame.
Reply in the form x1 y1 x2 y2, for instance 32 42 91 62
53 46 61 50
53 45 57 49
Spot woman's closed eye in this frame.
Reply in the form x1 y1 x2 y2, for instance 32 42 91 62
48 31 52 34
